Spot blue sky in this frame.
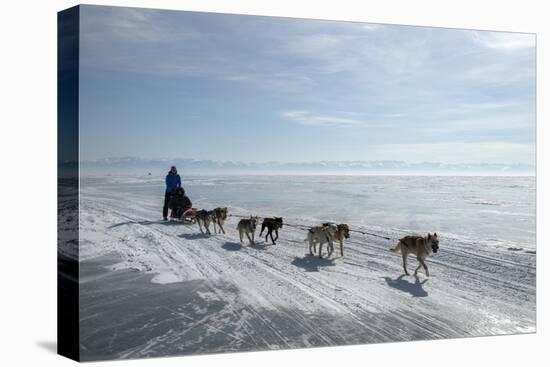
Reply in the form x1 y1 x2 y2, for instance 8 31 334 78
79 5 535 165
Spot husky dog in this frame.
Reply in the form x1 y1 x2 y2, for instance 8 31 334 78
196 209 215 235
323 222 350 257
259 217 283 245
390 233 439 276
212 207 228 234
237 216 258 245
306 225 337 258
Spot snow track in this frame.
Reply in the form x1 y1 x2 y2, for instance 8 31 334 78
78 182 536 360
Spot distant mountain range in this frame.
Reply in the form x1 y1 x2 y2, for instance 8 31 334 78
63 157 535 175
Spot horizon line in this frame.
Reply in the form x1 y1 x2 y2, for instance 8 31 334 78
73 156 535 167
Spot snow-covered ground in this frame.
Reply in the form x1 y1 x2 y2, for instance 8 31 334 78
76 174 536 361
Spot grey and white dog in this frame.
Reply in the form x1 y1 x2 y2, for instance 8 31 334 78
306 224 338 258
237 216 258 245
196 209 215 235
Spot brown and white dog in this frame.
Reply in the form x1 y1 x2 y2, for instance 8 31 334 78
212 207 228 234
389 233 439 276
323 223 350 257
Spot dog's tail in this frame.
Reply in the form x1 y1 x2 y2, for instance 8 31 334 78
389 243 401 253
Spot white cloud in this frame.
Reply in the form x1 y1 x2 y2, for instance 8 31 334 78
283 34 345 55
82 6 202 44
469 31 535 50
362 24 383 31
282 110 363 127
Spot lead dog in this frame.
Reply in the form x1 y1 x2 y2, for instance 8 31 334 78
322 223 350 257
389 233 439 276
196 209 215 235
212 207 228 234
237 216 258 245
259 217 283 245
306 225 337 258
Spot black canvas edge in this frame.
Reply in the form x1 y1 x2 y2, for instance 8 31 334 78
57 5 80 362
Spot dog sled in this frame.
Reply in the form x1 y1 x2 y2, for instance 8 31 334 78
169 207 197 224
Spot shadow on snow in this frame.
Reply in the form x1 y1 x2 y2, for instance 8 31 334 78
221 242 242 251
178 233 211 240
291 255 336 272
108 220 184 229
383 275 429 298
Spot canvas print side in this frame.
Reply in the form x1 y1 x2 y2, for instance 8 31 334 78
57 5 80 362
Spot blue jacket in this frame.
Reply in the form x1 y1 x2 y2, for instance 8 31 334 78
165 172 182 193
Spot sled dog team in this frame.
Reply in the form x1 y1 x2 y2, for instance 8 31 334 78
165 167 439 276
191 207 440 276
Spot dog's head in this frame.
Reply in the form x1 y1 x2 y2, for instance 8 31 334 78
250 216 258 228
215 207 228 220
427 232 439 253
275 217 283 227
338 224 350 239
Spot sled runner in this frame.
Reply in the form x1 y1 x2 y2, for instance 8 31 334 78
170 207 197 224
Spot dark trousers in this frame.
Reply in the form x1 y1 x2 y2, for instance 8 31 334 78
162 192 173 219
